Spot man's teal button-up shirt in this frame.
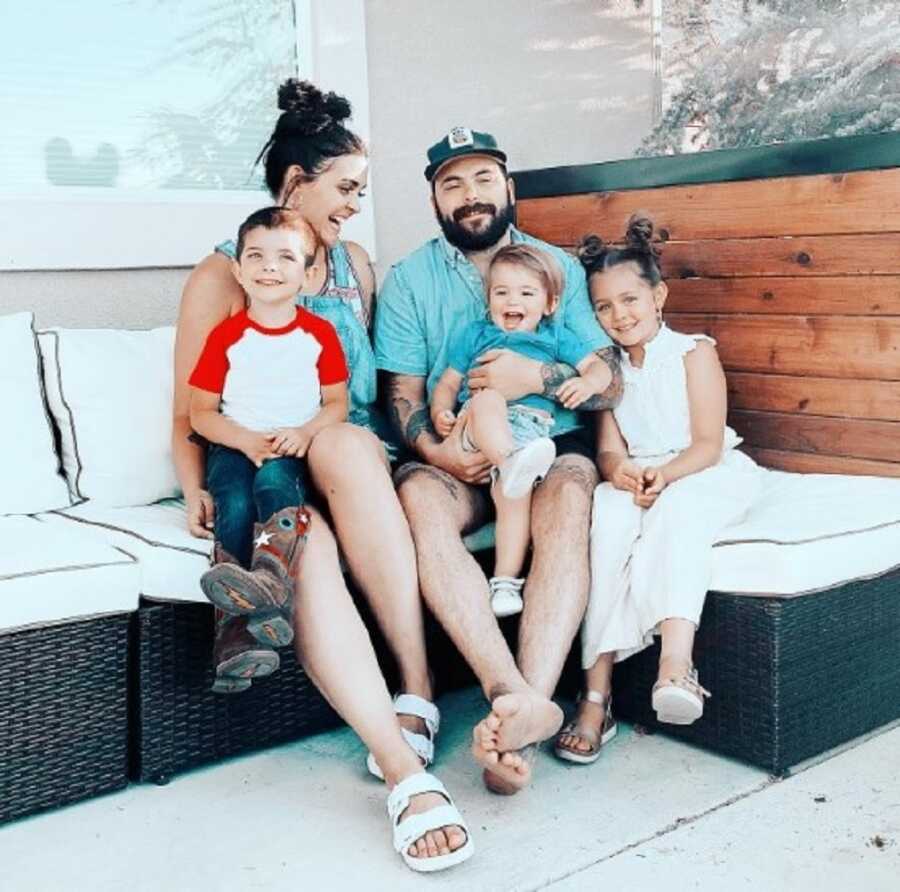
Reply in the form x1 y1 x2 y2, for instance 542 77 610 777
374 227 611 436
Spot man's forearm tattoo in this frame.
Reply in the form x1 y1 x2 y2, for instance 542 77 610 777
404 406 435 448
542 347 624 411
541 361 577 400
576 347 623 410
387 377 435 448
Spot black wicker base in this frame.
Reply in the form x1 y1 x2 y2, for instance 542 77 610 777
136 599 347 784
610 567 900 775
0 613 131 824
137 562 900 783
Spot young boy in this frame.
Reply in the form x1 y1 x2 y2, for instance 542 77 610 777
430 243 609 617
190 206 348 662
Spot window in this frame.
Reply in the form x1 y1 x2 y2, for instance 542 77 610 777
1 0 373 269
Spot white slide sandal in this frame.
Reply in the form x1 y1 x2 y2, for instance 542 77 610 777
367 694 440 780
387 772 474 873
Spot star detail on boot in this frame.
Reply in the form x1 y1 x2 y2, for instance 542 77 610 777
254 530 273 548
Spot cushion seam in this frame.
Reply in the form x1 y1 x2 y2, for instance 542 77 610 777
51 510 210 557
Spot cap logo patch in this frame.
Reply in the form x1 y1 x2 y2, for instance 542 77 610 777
448 127 474 149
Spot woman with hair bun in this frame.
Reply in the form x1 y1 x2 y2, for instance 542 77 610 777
554 214 763 765
173 80 472 873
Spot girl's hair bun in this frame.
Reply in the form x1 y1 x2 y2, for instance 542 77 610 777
276 79 352 136
624 213 658 257
576 234 607 270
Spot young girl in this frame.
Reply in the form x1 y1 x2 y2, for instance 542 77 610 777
430 243 611 617
554 215 763 764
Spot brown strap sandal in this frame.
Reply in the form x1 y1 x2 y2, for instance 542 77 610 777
553 690 618 765
651 667 711 725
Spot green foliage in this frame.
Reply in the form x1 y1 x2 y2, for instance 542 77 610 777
134 0 295 190
640 0 900 155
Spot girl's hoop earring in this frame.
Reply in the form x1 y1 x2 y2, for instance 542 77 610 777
656 306 663 324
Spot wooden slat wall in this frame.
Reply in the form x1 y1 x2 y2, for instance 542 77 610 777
517 168 900 477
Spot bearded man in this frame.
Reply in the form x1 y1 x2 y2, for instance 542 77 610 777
374 128 622 794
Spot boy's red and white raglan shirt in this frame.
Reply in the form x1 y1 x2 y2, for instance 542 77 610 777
189 308 348 432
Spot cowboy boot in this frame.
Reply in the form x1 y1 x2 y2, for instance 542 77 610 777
211 608 280 694
200 506 310 647
208 543 280 694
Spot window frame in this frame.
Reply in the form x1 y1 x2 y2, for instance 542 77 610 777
1 0 374 271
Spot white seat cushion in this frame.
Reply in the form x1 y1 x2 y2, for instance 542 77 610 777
710 470 900 597
0 516 139 630
41 471 900 612
50 503 496 604
0 313 71 515
38 326 181 508
45 500 211 603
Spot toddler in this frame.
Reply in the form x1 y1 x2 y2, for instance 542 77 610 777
554 215 763 765
431 243 611 617
190 206 348 678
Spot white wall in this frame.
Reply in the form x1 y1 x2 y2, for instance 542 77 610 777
0 268 188 330
0 1 653 328
365 0 654 273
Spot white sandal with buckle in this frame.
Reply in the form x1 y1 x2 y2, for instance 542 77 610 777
387 772 474 873
554 690 618 765
367 693 440 780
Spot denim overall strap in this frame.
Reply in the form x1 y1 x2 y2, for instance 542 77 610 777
295 243 378 415
324 241 369 328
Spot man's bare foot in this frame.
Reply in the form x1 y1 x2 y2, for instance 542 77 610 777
473 690 563 755
471 690 562 794
482 744 538 795
399 791 467 860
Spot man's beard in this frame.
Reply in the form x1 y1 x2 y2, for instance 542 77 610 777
437 196 516 252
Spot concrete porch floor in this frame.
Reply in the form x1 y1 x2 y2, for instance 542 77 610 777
1 687 897 891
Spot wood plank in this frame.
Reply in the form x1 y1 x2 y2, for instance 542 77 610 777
725 372 900 422
659 235 900 278
744 447 900 478
666 314 900 381
665 277 900 316
516 168 900 243
731 410 900 463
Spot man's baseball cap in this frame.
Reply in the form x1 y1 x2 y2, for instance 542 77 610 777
424 127 508 181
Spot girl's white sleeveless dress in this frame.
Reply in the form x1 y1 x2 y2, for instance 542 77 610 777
581 325 764 668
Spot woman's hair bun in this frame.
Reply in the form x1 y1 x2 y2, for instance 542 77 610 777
276 79 352 136
576 234 607 269
624 213 658 256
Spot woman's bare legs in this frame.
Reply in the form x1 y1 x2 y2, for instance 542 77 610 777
307 424 432 732
293 507 465 860
556 652 615 754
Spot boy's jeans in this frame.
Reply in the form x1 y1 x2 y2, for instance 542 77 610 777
205 444 309 567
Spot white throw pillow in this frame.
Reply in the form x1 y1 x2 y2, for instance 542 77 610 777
38 326 181 507
0 312 71 515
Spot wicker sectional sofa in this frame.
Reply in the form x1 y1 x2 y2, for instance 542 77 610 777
3 132 900 825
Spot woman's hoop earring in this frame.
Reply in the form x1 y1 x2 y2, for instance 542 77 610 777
656 306 663 323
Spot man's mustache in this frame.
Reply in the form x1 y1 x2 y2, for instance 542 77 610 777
453 203 497 222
